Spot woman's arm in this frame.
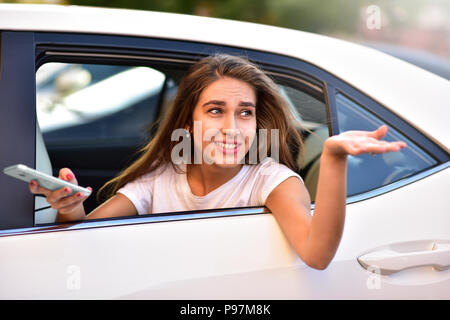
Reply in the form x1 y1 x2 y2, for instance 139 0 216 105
83 193 137 220
54 193 137 222
265 125 406 270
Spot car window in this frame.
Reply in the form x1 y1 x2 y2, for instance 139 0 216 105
37 63 166 145
335 92 437 196
34 61 327 224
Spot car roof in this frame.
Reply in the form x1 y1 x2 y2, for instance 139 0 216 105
0 4 448 150
362 42 450 81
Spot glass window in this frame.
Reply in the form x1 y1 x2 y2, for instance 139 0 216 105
37 63 166 146
335 92 437 196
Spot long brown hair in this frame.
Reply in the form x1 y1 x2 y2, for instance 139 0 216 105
98 54 303 201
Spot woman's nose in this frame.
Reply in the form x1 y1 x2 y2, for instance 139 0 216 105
221 114 239 136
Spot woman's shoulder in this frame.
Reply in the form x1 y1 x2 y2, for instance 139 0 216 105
245 157 303 205
249 157 296 175
135 161 174 182
246 157 304 187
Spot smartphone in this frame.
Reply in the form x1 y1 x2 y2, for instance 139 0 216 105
3 164 91 197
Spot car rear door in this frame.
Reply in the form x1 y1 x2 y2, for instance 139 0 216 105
0 31 325 299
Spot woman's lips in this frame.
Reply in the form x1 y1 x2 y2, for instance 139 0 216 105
214 141 242 154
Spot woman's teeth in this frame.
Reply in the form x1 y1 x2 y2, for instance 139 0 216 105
216 142 238 149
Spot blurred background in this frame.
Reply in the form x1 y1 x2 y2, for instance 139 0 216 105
2 0 450 78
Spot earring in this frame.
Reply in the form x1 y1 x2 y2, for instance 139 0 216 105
186 131 191 138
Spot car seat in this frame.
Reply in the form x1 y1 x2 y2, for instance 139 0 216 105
34 123 58 224
299 126 329 202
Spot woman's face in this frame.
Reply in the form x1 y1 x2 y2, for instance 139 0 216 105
191 76 257 168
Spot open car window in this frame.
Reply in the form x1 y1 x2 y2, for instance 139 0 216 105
37 63 166 141
34 61 328 225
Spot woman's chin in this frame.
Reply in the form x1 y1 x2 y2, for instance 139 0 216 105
207 154 246 168
213 161 242 169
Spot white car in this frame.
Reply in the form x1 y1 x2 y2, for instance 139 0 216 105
0 4 448 299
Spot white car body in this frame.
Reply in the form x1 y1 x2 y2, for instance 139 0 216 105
0 4 448 299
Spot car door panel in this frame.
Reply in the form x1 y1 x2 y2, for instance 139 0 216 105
2 167 447 299
0 213 304 299
335 166 450 298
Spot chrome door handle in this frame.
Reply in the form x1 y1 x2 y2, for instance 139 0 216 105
357 242 450 275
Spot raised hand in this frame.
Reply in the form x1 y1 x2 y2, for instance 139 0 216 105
323 125 407 158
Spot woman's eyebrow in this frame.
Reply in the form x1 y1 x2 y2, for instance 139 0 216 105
202 100 256 108
239 101 256 108
202 100 226 107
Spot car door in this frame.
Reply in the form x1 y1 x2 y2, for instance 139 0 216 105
0 30 448 300
0 31 325 299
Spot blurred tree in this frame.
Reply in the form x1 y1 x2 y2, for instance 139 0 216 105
66 0 196 13
269 0 363 34
65 0 362 34
2 0 448 58
68 0 273 24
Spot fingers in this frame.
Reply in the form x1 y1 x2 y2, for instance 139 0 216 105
29 168 79 197
29 180 51 196
330 126 407 157
59 168 78 185
366 141 407 155
28 168 92 214
29 181 91 213
46 185 74 203
368 125 388 139
365 125 407 154
345 139 406 157
50 189 91 212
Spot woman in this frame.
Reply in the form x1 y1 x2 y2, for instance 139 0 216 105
29 54 406 270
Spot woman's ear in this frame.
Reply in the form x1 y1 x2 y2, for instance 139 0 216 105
185 125 192 139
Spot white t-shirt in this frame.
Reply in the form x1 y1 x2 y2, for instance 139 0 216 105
117 157 303 215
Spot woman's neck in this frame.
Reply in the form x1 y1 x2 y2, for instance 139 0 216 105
186 163 243 197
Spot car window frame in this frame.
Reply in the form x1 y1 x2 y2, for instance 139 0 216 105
0 32 36 231
31 32 328 228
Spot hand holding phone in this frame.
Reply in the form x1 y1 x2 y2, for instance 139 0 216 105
3 164 91 197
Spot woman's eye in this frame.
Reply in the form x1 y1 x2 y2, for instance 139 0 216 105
208 108 222 115
240 109 253 117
